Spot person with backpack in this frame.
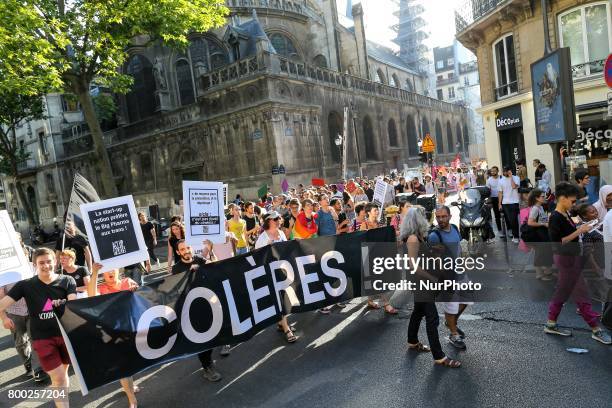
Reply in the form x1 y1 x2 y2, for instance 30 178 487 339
428 206 472 350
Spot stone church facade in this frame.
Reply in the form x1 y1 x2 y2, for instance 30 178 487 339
6 0 468 228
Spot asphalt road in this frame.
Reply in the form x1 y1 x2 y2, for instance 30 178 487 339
1 197 611 407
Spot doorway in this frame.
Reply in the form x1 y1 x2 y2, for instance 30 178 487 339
499 127 525 171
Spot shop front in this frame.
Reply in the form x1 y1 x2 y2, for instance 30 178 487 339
495 104 526 171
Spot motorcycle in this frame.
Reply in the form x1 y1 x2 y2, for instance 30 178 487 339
452 187 493 256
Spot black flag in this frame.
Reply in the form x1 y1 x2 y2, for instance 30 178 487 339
64 173 101 240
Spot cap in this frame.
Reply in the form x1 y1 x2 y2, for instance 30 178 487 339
264 211 281 220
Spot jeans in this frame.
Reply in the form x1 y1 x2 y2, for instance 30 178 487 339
198 349 213 368
7 313 41 372
548 255 599 328
489 197 502 231
502 203 520 238
236 247 249 255
407 302 445 360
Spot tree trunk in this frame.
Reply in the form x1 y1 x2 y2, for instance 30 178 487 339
72 80 118 198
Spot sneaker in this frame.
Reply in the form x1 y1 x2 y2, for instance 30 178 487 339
448 334 466 350
444 321 465 339
512 238 519 243
220 344 231 356
318 307 331 314
591 329 612 345
202 364 222 382
336 302 347 308
33 369 49 383
544 323 572 336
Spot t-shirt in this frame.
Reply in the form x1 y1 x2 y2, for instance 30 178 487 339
63 266 90 288
140 222 155 248
365 188 374 202
98 278 138 295
169 236 181 261
227 218 247 248
498 175 520 204
394 183 404 194
528 206 548 224
7 275 76 340
255 230 287 249
428 225 462 258
548 210 579 256
243 214 259 232
171 255 208 275
486 176 500 196
55 234 89 267
316 209 337 236
603 210 612 280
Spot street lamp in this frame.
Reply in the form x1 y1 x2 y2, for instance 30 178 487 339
334 133 345 180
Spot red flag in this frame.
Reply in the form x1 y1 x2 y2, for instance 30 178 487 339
312 178 325 187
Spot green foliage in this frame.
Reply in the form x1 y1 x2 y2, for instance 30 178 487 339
92 93 117 123
0 0 230 95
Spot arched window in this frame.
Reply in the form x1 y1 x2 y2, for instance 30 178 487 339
176 59 195 106
269 33 300 60
406 78 415 92
446 121 454 153
391 74 400 88
388 118 398 147
125 55 156 122
313 55 328 68
363 115 377 161
435 119 443 154
421 117 430 138
456 123 463 153
406 115 418 156
189 37 229 76
328 111 343 163
374 68 386 84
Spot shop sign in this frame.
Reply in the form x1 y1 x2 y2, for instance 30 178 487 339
494 104 522 130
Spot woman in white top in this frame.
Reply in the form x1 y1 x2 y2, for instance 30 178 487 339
423 174 436 195
254 212 296 343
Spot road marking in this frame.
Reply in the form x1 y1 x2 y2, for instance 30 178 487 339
215 346 284 395
307 304 367 349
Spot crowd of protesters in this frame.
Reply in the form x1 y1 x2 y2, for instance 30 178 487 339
1 160 611 407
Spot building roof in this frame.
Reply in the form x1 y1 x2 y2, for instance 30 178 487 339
365 40 420 75
230 10 277 57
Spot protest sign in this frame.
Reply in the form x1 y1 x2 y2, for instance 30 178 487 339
372 179 392 220
223 184 228 207
59 227 395 394
0 210 33 286
80 196 148 272
183 181 225 245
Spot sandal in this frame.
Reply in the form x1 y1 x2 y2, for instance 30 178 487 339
407 342 431 352
434 357 461 368
384 304 399 315
284 330 297 343
367 300 381 309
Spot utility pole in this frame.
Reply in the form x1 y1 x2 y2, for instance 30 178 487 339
350 102 363 177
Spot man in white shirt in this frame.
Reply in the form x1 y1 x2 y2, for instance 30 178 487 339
486 166 503 234
498 166 521 243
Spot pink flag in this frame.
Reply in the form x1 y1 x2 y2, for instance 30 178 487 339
281 179 289 193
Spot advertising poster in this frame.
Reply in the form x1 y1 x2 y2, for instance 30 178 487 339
80 196 148 272
0 210 33 286
182 181 225 245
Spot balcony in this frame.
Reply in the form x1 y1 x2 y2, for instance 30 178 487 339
571 59 606 80
455 0 510 34
200 52 466 116
437 77 459 86
16 159 37 175
226 0 310 21
459 61 478 74
494 81 519 101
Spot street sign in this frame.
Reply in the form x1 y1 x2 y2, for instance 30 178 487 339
422 133 435 153
605 53 612 88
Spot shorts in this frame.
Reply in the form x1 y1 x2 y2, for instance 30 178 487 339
442 301 474 315
32 336 70 372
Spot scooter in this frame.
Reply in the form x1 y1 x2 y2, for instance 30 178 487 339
452 187 493 256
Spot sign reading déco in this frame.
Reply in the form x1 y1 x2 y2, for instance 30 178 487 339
495 104 522 130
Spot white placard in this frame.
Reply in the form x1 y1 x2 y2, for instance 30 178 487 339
80 195 149 273
183 181 225 245
0 210 33 286
372 179 392 221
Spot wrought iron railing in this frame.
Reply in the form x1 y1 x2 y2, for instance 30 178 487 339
16 159 37 173
494 81 518 100
455 0 510 33
571 59 606 80
436 77 459 86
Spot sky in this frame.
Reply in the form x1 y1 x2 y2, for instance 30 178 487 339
336 0 463 51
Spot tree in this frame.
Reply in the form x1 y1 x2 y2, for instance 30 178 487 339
0 0 229 197
0 91 46 226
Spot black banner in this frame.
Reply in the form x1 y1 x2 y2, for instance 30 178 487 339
59 227 395 394
65 173 101 239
